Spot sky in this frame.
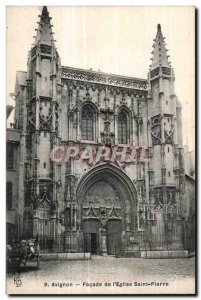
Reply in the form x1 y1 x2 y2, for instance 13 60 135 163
6 6 195 150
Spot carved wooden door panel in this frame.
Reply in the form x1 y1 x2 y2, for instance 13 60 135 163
106 219 122 255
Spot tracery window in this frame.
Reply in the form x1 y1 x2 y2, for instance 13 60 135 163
118 110 128 144
81 105 95 141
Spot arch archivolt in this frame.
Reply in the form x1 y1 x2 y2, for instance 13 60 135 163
76 163 137 232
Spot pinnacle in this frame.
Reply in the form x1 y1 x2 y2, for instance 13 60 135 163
150 24 171 70
157 23 161 31
33 6 54 46
42 6 48 17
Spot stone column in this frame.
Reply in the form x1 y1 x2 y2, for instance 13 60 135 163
98 112 101 143
174 115 178 144
35 99 40 130
51 210 58 252
100 228 107 256
52 101 56 132
114 114 118 145
132 116 135 145
77 110 81 141
33 209 39 237
72 204 77 231
77 231 84 252
138 122 141 147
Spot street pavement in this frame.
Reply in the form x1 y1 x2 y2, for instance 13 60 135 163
6 256 195 295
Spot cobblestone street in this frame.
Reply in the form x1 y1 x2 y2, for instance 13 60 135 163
7 256 195 294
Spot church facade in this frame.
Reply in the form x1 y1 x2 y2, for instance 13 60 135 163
11 7 186 256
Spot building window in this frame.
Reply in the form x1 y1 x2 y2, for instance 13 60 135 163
44 162 46 169
168 171 171 177
44 131 47 137
168 147 170 152
81 105 95 141
118 110 128 144
7 144 14 169
166 100 168 105
6 182 12 210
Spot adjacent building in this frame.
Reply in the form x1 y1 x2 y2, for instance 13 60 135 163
184 146 195 252
6 127 20 242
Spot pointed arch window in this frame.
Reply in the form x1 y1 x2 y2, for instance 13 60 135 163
81 105 95 141
118 110 128 144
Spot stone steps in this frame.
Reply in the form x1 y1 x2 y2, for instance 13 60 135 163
40 252 91 261
141 250 188 259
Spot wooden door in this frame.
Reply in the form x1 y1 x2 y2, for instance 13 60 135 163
106 219 122 255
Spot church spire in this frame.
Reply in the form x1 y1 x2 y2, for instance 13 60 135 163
150 24 170 70
34 6 55 46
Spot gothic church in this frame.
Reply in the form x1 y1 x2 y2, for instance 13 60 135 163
10 6 186 256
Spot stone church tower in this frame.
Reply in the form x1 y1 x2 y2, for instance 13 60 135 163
13 7 186 256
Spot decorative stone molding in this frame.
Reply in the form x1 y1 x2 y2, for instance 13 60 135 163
64 174 77 207
31 45 37 58
50 132 57 147
39 110 52 131
164 126 174 145
150 67 160 79
151 115 162 145
41 44 52 55
62 68 148 90
82 206 121 228
62 78 148 99
162 66 171 77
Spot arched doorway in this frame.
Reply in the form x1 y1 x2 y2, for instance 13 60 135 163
76 163 137 255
